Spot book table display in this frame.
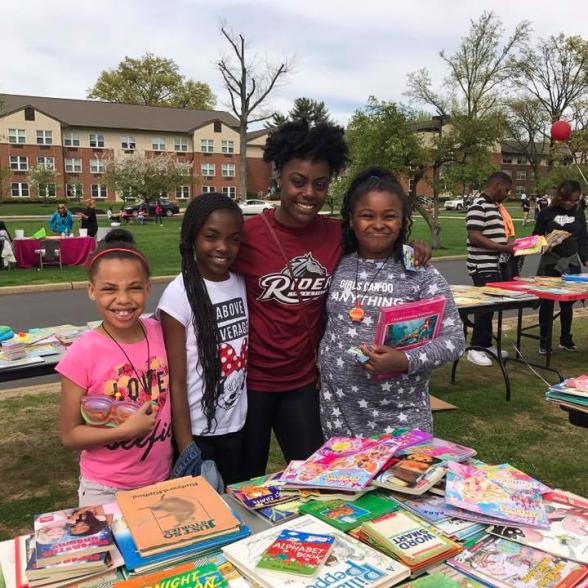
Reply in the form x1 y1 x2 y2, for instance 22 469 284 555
2 431 588 588
13 236 96 269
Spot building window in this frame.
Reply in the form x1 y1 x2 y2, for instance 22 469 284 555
222 186 237 199
9 156 28 171
151 136 166 151
11 182 29 197
502 157 513 164
66 183 83 199
91 184 107 199
24 107 35 121
63 132 80 147
64 158 83 173
36 130 53 145
201 163 216 177
9 129 26 144
213 121 222 133
221 163 236 178
516 156 527 164
201 139 214 154
121 136 136 150
90 159 106 174
89 133 105 148
221 140 234 154
36 156 55 170
408 177 416 194
202 186 215 193
38 184 57 198
516 170 527 180
515 185 526 195
174 137 188 152
176 186 190 200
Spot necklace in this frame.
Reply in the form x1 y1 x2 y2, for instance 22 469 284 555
349 253 391 322
101 320 153 401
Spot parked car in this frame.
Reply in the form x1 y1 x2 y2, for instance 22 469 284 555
444 197 466 211
123 200 180 217
238 199 274 215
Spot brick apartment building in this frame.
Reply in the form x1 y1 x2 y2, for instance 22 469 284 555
0 93 270 203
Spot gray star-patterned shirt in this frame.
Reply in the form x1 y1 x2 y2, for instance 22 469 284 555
318 254 465 436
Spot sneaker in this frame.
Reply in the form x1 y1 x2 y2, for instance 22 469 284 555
539 347 551 356
486 347 509 359
467 349 492 366
559 342 577 351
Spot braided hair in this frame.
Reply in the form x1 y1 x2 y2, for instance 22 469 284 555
341 167 413 259
87 228 150 280
263 120 349 174
180 193 243 433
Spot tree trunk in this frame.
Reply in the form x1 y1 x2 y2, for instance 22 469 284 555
412 173 443 249
239 119 248 199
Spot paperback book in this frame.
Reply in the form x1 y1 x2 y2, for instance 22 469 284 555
222 515 411 588
373 455 446 495
399 570 484 587
399 437 476 463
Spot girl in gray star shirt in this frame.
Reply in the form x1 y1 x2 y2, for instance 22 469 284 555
319 169 465 436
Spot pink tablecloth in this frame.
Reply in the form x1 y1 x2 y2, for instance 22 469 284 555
14 237 96 269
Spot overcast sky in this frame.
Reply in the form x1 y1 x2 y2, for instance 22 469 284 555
2 0 587 126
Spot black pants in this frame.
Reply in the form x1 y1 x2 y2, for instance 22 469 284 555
242 384 324 479
470 271 499 348
192 430 245 486
538 265 578 349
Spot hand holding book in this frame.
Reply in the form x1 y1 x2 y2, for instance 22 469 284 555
359 344 409 376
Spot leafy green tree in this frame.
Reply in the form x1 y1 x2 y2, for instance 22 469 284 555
88 53 216 110
103 154 193 203
28 165 58 203
266 97 333 128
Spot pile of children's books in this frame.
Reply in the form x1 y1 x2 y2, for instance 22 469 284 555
512 230 570 256
546 374 588 413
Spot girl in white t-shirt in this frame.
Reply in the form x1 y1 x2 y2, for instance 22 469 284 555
157 193 248 485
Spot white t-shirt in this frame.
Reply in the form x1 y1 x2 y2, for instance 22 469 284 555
157 272 248 436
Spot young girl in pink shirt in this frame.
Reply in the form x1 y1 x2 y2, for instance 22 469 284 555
58 229 172 506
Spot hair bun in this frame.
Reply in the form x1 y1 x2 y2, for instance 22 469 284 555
103 228 135 244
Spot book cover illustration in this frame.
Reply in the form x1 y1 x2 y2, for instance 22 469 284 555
191 552 252 588
448 536 588 588
444 462 549 529
119 563 228 588
231 485 292 510
299 493 399 532
256 529 335 576
373 297 446 378
472 462 551 494
373 454 446 495
222 515 411 588
115 476 240 554
254 500 304 526
491 499 588 564
285 437 400 492
34 506 113 563
378 429 433 450
399 570 484 587
400 437 476 462
394 493 450 524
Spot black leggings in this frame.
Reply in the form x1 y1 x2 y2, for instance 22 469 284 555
192 430 245 486
242 384 324 479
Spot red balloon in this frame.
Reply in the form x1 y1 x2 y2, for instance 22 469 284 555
551 120 572 142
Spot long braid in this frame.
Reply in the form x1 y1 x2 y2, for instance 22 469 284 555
180 193 243 433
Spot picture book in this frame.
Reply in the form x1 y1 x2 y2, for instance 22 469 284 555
113 562 195 588
256 529 335 577
114 563 228 588
402 245 425 272
490 499 588 564
373 297 446 378
419 563 486 587
299 493 399 532
361 510 462 568
115 476 240 555
373 456 446 495
447 536 588 588
33 506 113 564
398 570 484 587
231 485 292 510
392 493 449 523
400 437 476 462
543 489 588 510
512 234 548 256
284 437 400 492
471 462 551 494
191 552 252 588
222 515 410 588
378 429 433 450
444 462 549 529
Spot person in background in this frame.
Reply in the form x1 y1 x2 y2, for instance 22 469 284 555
49 204 74 235
465 172 515 366
520 191 530 226
154 200 163 226
533 180 588 353
79 199 98 237
0 221 16 269
137 209 145 225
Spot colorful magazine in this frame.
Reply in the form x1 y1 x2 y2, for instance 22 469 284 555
285 437 400 492
399 570 484 587
447 536 588 588
444 462 549 529
373 296 446 378
378 429 433 450
400 437 476 462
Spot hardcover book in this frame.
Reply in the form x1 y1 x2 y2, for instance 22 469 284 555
256 529 335 576
115 476 240 555
114 563 227 588
222 515 410 588
447 536 588 588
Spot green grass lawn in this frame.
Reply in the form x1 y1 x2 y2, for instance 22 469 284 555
1 314 587 540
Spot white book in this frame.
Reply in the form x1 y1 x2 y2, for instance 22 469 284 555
222 514 410 588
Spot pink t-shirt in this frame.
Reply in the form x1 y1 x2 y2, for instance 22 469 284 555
56 318 172 489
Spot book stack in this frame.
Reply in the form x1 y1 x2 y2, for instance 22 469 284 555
372 454 447 495
222 515 411 587
351 510 462 576
546 374 588 412
13 506 124 588
113 476 250 576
